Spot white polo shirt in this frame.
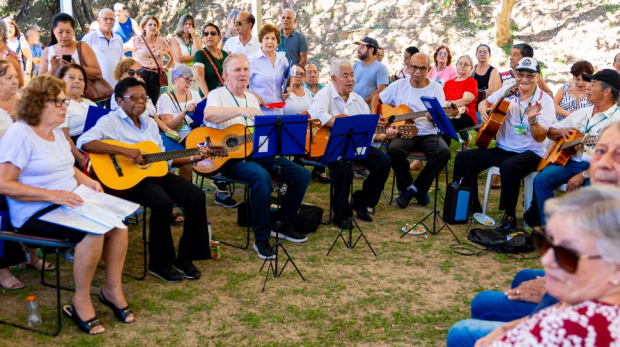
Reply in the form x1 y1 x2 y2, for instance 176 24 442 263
223 35 261 57
82 29 124 88
204 86 261 130
486 84 554 157
551 104 620 162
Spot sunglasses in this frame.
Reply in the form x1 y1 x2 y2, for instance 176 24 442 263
532 227 602 274
48 98 70 107
203 31 219 36
410 65 428 72
235 21 247 27
437 52 449 56
121 95 150 102
126 68 142 77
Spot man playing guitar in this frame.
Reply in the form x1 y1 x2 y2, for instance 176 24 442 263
203 53 311 260
308 59 396 228
370 52 451 209
453 58 555 229
534 69 620 225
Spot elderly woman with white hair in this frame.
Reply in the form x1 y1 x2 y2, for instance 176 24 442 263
442 54 478 147
475 186 620 346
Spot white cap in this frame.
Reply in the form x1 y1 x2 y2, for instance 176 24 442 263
516 57 539 73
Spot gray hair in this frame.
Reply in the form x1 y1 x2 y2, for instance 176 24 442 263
457 54 475 69
222 53 249 80
175 14 195 38
283 8 297 19
330 59 352 76
600 81 620 104
545 186 620 263
305 61 320 72
171 64 193 83
98 8 114 17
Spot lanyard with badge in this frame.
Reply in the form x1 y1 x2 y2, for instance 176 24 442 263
169 90 197 130
180 36 193 55
514 86 537 136
582 107 619 135
225 86 253 133
278 34 288 53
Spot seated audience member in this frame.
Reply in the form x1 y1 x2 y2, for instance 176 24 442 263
427 45 457 86
478 186 620 346
443 54 478 145
370 52 451 208
553 61 594 120
283 64 313 115
535 69 620 225
454 58 554 229
308 59 394 228
447 111 620 347
54 64 96 168
614 53 620 75
303 62 324 97
390 46 419 82
0 76 133 334
203 53 311 260
472 44 501 95
4 18 32 81
78 78 212 283
375 48 384 62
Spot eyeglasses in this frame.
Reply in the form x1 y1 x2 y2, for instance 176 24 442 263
437 52 449 56
477 50 489 55
615 59 620 64
203 31 219 36
121 95 150 102
516 73 538 80
296 73 306 78
48 98 70 107
532 227 602 274
235 21 247 27
306 71 319 75
98 17 115 22
410 65 428 72
457 62 472 67
126 68 142 77
179 77 196 84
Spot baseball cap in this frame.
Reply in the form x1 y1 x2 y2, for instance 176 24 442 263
515 57 540 73
582 69 620 91
354 37 379 50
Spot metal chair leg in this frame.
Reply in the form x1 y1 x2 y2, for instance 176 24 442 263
388 172 396 205
216 185 250 250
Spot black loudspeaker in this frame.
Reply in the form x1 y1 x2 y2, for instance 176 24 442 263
443 183 471 224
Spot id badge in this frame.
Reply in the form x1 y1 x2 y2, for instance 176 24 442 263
513 124 528 136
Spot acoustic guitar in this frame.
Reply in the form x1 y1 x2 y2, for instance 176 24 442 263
89 140 227 190
474 84 519 149
380 103 459 127
185 124 253 176
537 132 597 171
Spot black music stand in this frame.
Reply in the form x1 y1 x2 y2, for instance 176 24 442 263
402 97 461 243
252 114 310 292
322 114 378 257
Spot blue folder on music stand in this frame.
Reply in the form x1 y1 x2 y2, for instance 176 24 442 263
252 115 308 158
83 106 112 133
420 96 460 141
321 114 379 165
191 98 207 126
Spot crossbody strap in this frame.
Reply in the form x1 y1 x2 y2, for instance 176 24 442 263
202 48 224 86
142 35 162 73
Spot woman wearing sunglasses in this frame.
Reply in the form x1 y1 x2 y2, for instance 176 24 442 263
195 23 228 99
475 186 620 346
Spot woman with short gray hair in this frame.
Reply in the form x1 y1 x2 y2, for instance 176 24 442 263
442 54 478 147
478 186 620 346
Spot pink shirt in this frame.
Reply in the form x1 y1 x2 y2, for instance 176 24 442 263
131 36 170 70
427 65 457 86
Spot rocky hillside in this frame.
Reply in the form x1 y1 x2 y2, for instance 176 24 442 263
5 0 620 90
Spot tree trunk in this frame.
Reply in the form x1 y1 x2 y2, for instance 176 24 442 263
81 0 95 24
72 0 87 32
495 0 516 46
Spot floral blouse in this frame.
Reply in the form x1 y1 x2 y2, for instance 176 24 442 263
131 36 170 70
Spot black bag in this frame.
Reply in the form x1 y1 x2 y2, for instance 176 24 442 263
238 196 323 234
467 227 535 254
443 182 471 224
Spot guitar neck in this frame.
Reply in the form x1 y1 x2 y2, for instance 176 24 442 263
388 110 428 124
559 136 596 150
238 133 254 145
144 148 200 163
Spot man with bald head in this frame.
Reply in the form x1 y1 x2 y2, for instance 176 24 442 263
278 8 308 66
82 8 124 91
223 11 260 57
371 52 451 208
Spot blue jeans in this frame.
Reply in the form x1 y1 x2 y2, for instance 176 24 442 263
534 161 590 225
219 157 311 240
446 269 545 347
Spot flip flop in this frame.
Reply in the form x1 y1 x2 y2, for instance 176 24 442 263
0 275 25 290
62 304 104 335
20 258 56 271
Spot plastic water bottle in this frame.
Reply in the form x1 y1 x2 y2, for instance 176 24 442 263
207 221 212 245
27 295 42 328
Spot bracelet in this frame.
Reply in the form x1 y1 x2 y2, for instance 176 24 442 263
190 157 194 165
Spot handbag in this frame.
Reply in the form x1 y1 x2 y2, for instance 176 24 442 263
76 42 114 102
142 36 169 88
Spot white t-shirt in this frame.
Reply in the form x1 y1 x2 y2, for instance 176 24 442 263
0 107 13 138
156 90 201 141
379 78 446 136
486 84 554 157
204 87 261 129
551 105 620 162
0 121 77 227
61 98 97 137
283 88 313 115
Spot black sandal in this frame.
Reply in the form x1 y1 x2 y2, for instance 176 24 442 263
99 290 133 323
62 304 103 335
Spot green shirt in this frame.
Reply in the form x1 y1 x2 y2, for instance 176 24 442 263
194 48 228 98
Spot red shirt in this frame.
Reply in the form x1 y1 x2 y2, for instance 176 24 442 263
490 300 620 346
443 77 478 124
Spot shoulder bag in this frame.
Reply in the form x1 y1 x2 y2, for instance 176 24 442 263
76 42 114 102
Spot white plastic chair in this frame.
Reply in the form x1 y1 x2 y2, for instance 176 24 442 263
482 167 538 227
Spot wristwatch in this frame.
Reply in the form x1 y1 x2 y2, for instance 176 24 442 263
582 171 590 180
190 156 195 166
528 116 539 125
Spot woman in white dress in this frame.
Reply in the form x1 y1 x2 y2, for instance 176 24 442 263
169 14 201 69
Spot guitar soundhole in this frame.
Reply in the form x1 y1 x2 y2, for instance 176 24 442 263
224 135 240 152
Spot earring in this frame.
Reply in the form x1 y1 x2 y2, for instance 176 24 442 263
612 279 620 286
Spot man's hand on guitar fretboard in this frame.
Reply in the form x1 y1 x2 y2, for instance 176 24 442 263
123 147 144 165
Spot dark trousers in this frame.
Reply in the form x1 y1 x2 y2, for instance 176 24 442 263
0 198 25 268
444 116 476 146
386 135 451 194
330 146 391 221
453 147 541 215
219 157 311 240
141 69 162 106
123 173 211 268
